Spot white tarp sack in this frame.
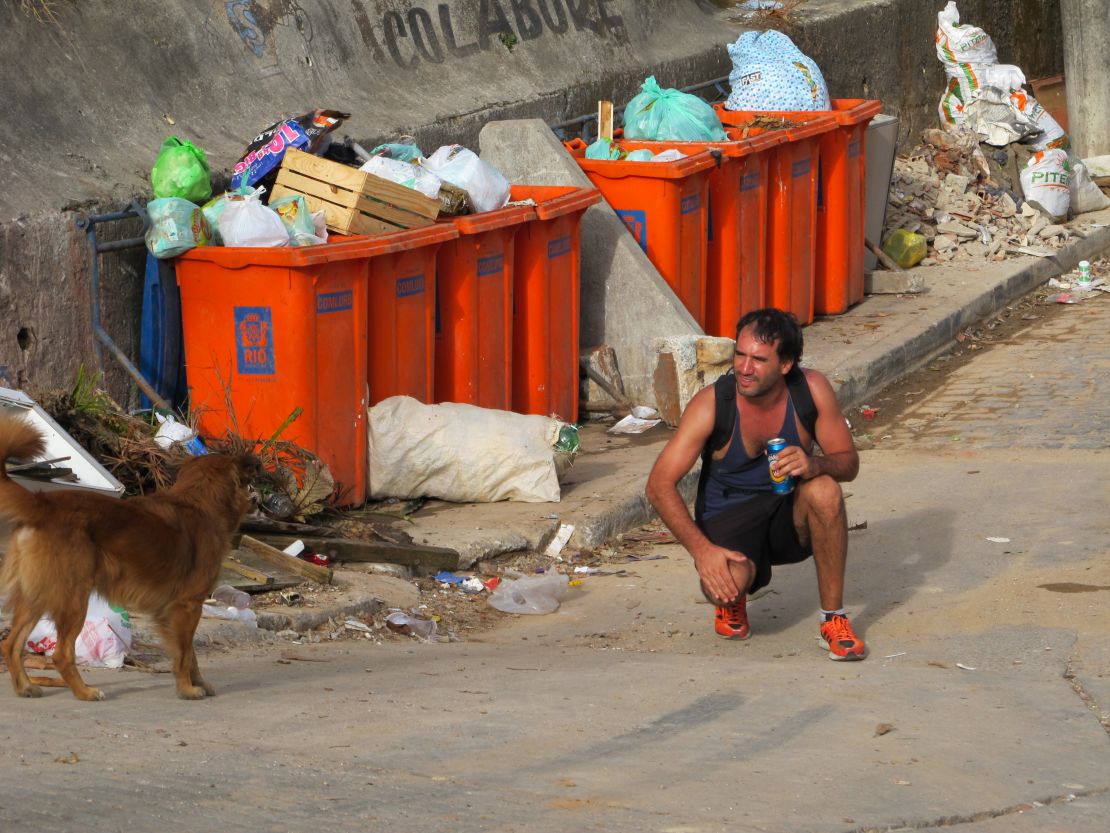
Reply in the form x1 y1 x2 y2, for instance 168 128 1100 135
963 86 1042 146
1020 150 1071 220
1010 90 1069 151
1069 157 1110 215
423 145 510 213
368 397 575 503
936 1 999 125
23 593 132 669
725 30 830 112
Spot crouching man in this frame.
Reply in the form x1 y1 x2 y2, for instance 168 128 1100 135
646 308 867 660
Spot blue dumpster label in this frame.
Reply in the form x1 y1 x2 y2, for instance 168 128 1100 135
681 194 701 215
548 235 572 259
792 158 811 178
316 290 352 314
478 254 504 277
396 274 424 297
741 171 762 192
616 209 647 251
848 138 861 160
234 306 275 376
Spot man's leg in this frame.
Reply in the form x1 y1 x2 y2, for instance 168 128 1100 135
793 476 867 660
793 474 848 611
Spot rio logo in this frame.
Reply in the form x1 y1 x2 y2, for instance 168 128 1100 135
235 307 276 375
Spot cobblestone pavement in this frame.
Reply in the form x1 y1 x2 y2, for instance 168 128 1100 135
865 295 1110 451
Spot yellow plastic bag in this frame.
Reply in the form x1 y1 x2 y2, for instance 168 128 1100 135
882 229 927 268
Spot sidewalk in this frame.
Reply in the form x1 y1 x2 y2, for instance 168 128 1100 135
402 214 1110 568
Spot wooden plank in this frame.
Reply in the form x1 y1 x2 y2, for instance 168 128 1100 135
598 100 614 141
273 176 432 233
239 535 333 584
281 148 441 219
221 559 273 585
252 534 458 576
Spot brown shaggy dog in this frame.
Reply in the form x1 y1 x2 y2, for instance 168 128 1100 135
0 414 258 701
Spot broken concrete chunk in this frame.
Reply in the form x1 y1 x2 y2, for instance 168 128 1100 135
941 173 971 196
932 234 958 252
1038 224 1067 239
935 221 978 239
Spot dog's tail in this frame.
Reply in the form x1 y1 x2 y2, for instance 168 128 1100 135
0 414 49 525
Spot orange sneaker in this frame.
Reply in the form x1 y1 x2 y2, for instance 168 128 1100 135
714 597 750 640
819 614 867 661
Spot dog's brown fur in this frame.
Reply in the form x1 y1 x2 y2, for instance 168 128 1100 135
0 414 258 701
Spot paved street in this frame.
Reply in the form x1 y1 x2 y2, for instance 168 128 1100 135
1 293 1107 833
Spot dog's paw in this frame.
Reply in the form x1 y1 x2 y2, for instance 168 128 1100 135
17 684 43 698
177 685 209 700
76 687 106 702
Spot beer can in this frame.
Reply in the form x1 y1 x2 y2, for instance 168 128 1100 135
767 437 794 494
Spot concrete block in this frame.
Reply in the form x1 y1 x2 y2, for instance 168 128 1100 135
580 345 627 413
865 270 927 295
652 335 734 426
480 119 702 410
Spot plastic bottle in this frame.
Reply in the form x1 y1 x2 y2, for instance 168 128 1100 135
153 413 208 455
1076 260 1092 287
487 572 570 615
202 604 258 626
384 612 437 640
211 584 251 610
283 540 306 558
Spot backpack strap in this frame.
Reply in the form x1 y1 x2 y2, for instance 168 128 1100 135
694 372 737 521
785 365 818 440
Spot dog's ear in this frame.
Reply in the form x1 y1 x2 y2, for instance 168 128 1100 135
234 454 263 485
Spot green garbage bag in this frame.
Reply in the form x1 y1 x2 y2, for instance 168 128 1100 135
623 76 726 142
151 137 212 204
370 142 424 162
585 138 621 160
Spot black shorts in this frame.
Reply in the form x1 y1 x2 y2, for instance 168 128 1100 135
696 492 812 595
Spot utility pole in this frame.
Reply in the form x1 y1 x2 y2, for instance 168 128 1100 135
1061 0 1110 157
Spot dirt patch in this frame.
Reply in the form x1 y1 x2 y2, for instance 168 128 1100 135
850 262 1106 445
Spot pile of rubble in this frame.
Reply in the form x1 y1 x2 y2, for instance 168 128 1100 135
882 127 1105 268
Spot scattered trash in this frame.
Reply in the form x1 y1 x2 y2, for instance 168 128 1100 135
460 577 486 594
985 536 1011 543
956 662 977 671
343 618 373 633
201 604 258 625
279 590 304 606
1076 260 1093 288
385 611 437 640
25 593 132 668
859 406 878 421
210 585 250 610
152 413 207 455
881 229 927 268
874 723 896 736
544 523 576 560
608 412 662 434
884 652 907 659
848 520 869 532
487 572 570 615
573 566 598 574
434 570 466 585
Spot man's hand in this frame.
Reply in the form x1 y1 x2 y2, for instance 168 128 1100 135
692 544 752 604
770 444 818 481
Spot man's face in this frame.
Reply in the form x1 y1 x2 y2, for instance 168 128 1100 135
733 325 792 399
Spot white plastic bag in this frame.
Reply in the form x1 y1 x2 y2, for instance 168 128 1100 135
218 187 289 248
1010 90 1068 151
1020 150 1071 220
725 30 831 112
367 397 574 502
24 593 132 669
359 156 442 199
423 145 510 213
963 86 1042 146
488 572 570 615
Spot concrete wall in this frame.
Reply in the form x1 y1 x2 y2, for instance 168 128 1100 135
0 0 1063 404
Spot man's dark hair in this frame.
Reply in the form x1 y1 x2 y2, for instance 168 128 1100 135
735 308 803 365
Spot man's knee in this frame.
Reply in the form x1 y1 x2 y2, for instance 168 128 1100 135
796 475 844 519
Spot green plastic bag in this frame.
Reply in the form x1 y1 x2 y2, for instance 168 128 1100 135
882 229 927 269
370 142 424 162
585 138 621 160
623 76 726 142
151 137 212 204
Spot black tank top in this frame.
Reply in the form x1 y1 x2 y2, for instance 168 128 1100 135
700 394 805 521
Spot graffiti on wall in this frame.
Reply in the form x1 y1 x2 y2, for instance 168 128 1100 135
228 0 626 67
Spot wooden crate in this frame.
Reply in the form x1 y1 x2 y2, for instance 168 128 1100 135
272 147 440 236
